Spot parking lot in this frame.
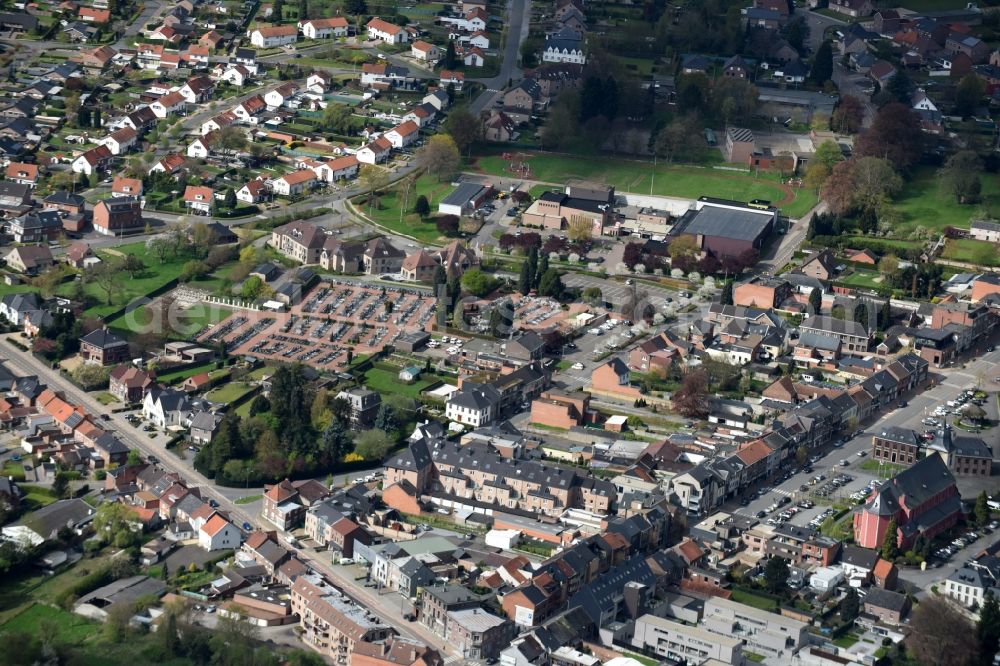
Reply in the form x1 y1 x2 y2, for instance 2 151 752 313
199 280 438 370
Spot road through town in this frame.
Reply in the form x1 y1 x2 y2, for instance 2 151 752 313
0 338 458 657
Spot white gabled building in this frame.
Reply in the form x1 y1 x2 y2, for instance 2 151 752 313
355 137 392 164
150 91 187 118
232 94 267 123
199 513 241 551
384 120 420 149
264 81 299 109
299 17 348 39
271 169 317 196
367 17 408 44
220 64 251 87
249 24 298 48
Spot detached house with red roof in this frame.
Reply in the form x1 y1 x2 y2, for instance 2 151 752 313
79 7 110 23
71 144 113 176
183 185 215 214
199 512 241 551
111 176 143 198
109 364 156 403
356 136 392 164
367 17 408 44
100 127 139 155
384 120 420 149
250 24 298 48
262 478 331 530
5 162 38 187
411 40 442 62
439 70 465 90
272 169 317 197
150 91 187 118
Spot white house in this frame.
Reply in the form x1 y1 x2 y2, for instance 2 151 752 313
187 133 217 159
462 47 485 67
439 69 465 90
355 137 392 164
311 155 360 182
201 111 237 136
264 81 299 109
384 120 420 149
71 145 113 175
177 75 215 104
299 17 348 39
199 513 241 551
402 103 436 127
232 94 267 122
220 64 251 87
99 127 138 155
272 169 317 196
423 90 450 111
367 17 408 44
150 91 187 118
543 37 585 64
184 185 215 214
142 388 191 429
306 71 331 94
237 179 268 204
411 40 441 62
360 63 412 88
466 30 489 48
249 24 298 48
445 384 500 427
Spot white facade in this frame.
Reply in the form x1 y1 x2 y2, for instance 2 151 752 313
187 137 212 158
632 614 743 665
250 28 297 48
199 519 241 551
543 45 586 64
300 19 348 39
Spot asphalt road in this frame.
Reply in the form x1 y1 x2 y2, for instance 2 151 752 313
470 0 531 114
0 339 457 657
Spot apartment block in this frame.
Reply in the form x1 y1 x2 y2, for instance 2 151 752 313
632 614 744 665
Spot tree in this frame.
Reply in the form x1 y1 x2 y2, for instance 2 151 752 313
955 73 987 117
345 0 366 13
720 282 733 305
147 236 173 264
822 157 902 218
241 275 264 300
298 0 307 19
831 94 864 134
181 260 210 282
359 165 389 211
939 150 983 204
880 517 898 561
795 445 809 466
436 215 459 235
669 235 700 265
804 140 844 191
223 187 237 210
91 259 122 305
855 103 923 171
567 215 593 242
809 40 833 86
537 268 564 299
672 370 709 418
853 302 868 326
374 403 396 433
121 254 146 279
414 194 430 217
808 287 822 315
444 40 457 69
354 429 392 461
840 587 860 622
653 114 704 163
518 261 532 295
52 472 70 499
443 105 481 154
216 125 248 157
879 299 891 331
273 0 284 19
320 420 351 464
418 134 461 182
908 597 979 666
93 501 142 547
763 556 789 593
979 592 1000 661
877 254 899 275
460 268 499 297
976 491 992 527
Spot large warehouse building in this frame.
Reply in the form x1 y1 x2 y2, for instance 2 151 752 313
671 197 777 258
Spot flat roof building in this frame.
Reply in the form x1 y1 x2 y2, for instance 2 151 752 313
632 613 744 665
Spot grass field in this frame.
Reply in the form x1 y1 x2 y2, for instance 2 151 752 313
204 381 255 404
473 152 818 218
942 238 1000 267
360 173 453 244
1 604 97 643
364 364 447 398
20 484 58 510
838 269 883 289
729 587 779 611
156 361 218 385
860 458 908 477
893 167 1000 234
234 494 262 505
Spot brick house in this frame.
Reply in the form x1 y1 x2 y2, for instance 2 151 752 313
80 327 130 365
109 364 156 403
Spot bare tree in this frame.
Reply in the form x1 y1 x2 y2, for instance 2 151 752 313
907 597 978 666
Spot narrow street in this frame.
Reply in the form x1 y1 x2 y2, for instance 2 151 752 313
0 340 458 658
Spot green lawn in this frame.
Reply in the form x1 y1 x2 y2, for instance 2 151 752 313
892 167 1000 234
157 361 218 385
94 392 118 405
1 603 97 643
107 302 233 338
204 381 255 404
730 587 779 611
364 364 448 398
20 484 58 510
942 238 1000 267
360 173 453 244
473 151 818 218
838 269 884 289
833 632 861 648
234 494 262 505
841 236 924 252
60 242 232 320
1 461 25 482
859 458 907 476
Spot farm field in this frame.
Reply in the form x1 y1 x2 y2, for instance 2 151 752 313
891 167 1000 234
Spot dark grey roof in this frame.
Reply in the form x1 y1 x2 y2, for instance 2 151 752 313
798 331 840 352
864 587 909 613
675 204 772 242
841 545 880 570
801 315 868 338
44 191 85 206
80 327 127 349
1 291 43 314
19 498 93 539
874 426 920 446
447 383 501 410
441 182 487 208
